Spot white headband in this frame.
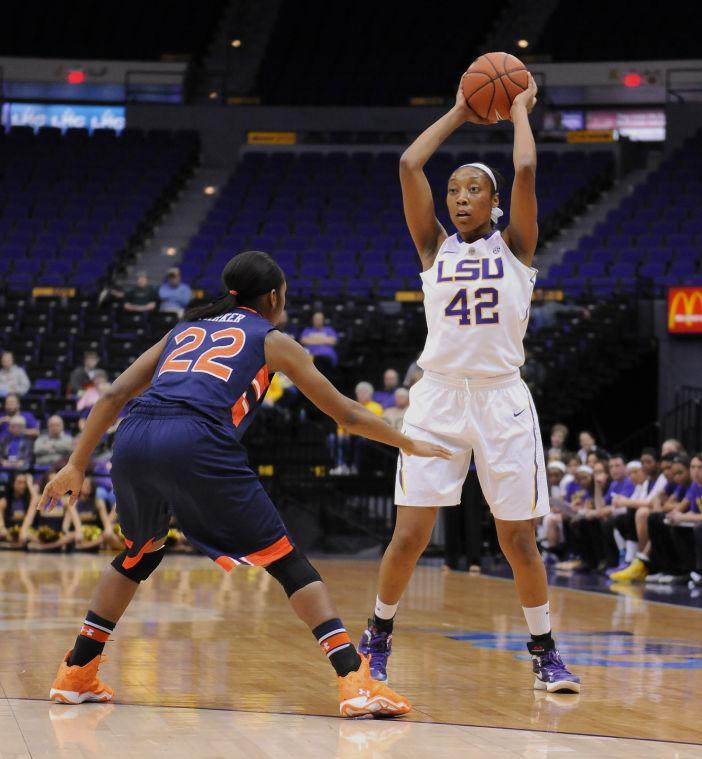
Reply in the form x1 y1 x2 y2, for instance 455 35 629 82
626 460 643 470
547 461 567 473
457 163 504 224
576 465 593 474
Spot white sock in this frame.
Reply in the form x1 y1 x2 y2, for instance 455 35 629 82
522 602 551 637
374 596 399 621
625 540 638 563
613 529 625 551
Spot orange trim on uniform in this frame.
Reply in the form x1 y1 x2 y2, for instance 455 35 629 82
231 392 250 427
320 631 351 654
79 624 110 643
122 537 157 570
251 364 270 400
215 556 238 572
242 535 294 566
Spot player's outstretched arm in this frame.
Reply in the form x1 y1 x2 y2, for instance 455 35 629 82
39 334 171 511
265 332 451 459
503 73 539 266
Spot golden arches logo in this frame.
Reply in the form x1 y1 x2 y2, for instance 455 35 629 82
668 288 702 331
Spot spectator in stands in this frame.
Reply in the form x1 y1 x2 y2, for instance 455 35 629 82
33 416 74 467
159 267 192 318
610 453 687 582
560 454 581 491
0 352 30 398
586 448 609 468
600 453 635 506
557 465 597 572
577 430 597 464
124 271 158 313
277 309 297 339
548 424 569 460
539 461 568 563
383 388 410 431
547 460 567 500
373 369 400 409
640 447 668 500
644 455 700 584
329 382 383 475
68 350 101 396
403 353 423 387
0 473 33 542
565 465 595 509
661 438 686 457
0 394 39 438
300 311 339 368
76 370 110 412
0 416 33 471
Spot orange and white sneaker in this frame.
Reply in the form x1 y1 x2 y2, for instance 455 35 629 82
49 650 114 704
338 654 411 718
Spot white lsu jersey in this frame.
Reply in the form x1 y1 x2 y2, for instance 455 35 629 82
417 230 536 378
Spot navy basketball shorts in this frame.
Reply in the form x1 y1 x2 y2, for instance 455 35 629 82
111 405 293 571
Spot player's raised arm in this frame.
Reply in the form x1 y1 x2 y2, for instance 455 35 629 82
265 331 451 459
400 79 491 270
503 73 539 266
39 333 171 510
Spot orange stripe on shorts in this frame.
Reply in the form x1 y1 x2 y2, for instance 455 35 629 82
242 535 294 567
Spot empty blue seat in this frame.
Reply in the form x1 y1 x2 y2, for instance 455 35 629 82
610 263 636 280
580 262 606 278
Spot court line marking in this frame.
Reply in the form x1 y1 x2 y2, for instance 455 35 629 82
472 570 702 613
11 697 702 747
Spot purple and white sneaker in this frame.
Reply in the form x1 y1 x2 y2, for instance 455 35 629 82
527 642 581 693
358 620 392 682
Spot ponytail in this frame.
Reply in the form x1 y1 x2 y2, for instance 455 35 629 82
183 250 285 322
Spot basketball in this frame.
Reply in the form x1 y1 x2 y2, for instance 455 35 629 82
461 52 530 122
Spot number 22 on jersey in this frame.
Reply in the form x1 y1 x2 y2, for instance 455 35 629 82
159 326 246 381
444 287 499 326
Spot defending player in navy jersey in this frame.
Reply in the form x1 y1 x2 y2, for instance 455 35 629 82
357 74 580 693
42 251 450 717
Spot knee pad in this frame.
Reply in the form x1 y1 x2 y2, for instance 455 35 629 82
265 547 321 597
112 546 165 583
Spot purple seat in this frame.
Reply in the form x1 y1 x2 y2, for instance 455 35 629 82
669 261 696 277
610 263 636 280
563 250 587 266
33 378 61 395
639 262 666 279
580 262 606 278
674 247 700 261
549 263 575 279
617 248 645 264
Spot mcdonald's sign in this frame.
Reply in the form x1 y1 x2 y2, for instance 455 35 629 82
668 287 702 333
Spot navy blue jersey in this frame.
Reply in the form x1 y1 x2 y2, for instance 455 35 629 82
137 308 275 439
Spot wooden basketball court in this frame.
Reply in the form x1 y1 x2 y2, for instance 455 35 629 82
0 553 700 757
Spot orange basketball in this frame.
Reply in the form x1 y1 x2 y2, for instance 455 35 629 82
461 52 529 123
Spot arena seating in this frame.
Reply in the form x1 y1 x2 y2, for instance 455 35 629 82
255 2 502 105
0 0 226 61
180 148 613 297
542 130 702 297
0 126 199 295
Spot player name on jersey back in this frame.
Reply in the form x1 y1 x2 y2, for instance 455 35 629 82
418 231 536 379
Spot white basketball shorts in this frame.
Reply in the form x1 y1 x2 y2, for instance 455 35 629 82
395 370 549 520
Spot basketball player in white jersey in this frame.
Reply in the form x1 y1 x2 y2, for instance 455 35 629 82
358 73 580 693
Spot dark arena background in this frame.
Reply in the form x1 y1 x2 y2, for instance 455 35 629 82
0 1 701 756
